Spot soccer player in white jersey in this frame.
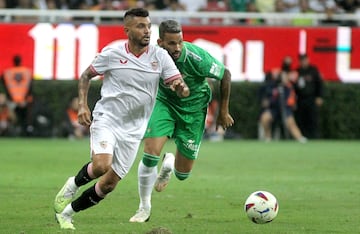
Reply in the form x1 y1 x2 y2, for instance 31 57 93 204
53 8 189 230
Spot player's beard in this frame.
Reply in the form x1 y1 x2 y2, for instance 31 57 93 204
138 36 150 47
140 40 150 47
130 34 150 48
171 51 181 61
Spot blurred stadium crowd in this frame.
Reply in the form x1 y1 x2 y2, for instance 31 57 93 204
0 0 359 14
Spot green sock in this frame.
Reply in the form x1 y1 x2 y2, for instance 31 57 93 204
174 168 190 181
142 153 160 167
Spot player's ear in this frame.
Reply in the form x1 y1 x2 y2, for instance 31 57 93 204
157 38 162 46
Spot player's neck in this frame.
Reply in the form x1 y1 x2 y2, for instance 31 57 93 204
127 42 148 57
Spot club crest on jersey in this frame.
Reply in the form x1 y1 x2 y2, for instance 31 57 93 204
99 141 108 149
151 61 158 70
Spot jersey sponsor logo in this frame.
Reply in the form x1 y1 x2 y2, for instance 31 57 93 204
120 59 128 64
209 62 222 76
183 139 199 152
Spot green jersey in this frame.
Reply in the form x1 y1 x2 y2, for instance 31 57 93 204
157 41 225 113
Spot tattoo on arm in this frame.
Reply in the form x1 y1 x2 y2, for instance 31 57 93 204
78 67 97 106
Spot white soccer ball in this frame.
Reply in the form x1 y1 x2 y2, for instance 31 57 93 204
244 191 279 224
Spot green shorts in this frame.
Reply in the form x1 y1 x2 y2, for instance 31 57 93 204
144 100 207 160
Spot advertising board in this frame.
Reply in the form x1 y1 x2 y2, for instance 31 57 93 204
1 23 359 82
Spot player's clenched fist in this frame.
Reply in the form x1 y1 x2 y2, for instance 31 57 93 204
77 105 92 126
169 78 190 98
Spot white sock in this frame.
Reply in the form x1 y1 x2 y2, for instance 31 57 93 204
69 177 79 191
62 204 75 217
164 153 175 171
138 160 157 210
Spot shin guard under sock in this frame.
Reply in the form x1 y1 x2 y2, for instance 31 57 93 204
71 184 104 212
74 162 92 186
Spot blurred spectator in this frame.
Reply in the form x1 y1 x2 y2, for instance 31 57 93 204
293 54 324 139
282 0 300 12
1 55 34 136
4 0 33 8
104 0 143 10
274 0 286 12
60 96 89 139
5 0 39 21
142 0 168 10
308 0 337 13
334 0 359 26
33 0 57 9
256 0 276 12
228 0 254 12
201 0 230 24
335 0 359 12
267 0 293 25
165 0 186 11
143 0 158 10
259 56 307 143
30 98 53 137
319 6 343 25
0 0 5 8
292 0 315 26
0 93 16 136
239 1 265 25
0 1 4 20
179 0 207 11
151 0 189 24
63 0 99 9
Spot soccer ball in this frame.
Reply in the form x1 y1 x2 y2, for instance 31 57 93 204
244 191 279 224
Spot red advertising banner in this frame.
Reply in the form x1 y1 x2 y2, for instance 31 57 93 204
1 23 359 82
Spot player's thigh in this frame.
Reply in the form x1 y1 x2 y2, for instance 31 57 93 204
175 109 206 160
112 139 141 179
90 121 116 173
144 101 175 138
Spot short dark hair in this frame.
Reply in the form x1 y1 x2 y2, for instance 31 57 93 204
159 20 182 39
124 8 149 20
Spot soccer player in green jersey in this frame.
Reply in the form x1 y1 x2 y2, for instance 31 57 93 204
130 19 234 222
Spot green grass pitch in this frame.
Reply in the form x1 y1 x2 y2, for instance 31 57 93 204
0 138 359 234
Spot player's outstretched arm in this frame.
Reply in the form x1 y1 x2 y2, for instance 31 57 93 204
169 78 190 98
216 68 234 130
77 66 98 126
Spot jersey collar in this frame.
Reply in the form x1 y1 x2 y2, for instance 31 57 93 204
125 42 149 58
